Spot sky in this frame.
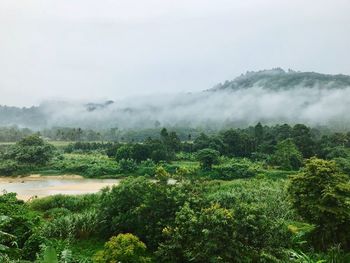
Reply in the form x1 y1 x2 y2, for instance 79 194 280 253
1 0 350 106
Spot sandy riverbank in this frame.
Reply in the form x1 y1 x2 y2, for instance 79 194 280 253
0 175 121 201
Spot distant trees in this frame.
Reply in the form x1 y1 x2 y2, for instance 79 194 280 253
288 158 350 249
113 129 180 163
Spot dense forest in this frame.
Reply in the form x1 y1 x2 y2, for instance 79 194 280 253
1 123 350 262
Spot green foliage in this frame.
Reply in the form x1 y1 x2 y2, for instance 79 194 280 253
0 193 41 260
98 177 197 250
335 157 350 175
212 158 259 180
0 160 19 176
271 138 303 170
5 134 55 165
2 124 350 262
50 153 120 177
206 179 295 259
196 148 220 170
221 129 255 157
38 246 59 263
29 194 98 212
136 159 156 176
41 209 100 239
157 203 242 262
118 158 137 173
288 158 350 250
93 234 151 263
292 124 315 158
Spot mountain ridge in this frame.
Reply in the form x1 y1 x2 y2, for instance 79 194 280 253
1 69 350 129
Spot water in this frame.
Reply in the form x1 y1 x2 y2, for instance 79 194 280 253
0 175 121 200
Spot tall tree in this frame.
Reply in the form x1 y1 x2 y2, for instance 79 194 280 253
288 158 350 249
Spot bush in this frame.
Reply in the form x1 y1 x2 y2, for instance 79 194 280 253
98 177 195 250
0 160 19 176
41 209 99 239
157 203 242 262
203 158 261 180
271 139 303 171
93 234 152 263
0 193 41 260
29 194 98 212
212 161 258 180
288 158 350 250
196 148 220 170
4 134 55 165
118 158 137 173
50 153 120 177
136 159 156 176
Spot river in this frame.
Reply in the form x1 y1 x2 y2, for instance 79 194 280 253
0 175 121 201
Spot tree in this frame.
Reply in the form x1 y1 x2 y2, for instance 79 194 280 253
93 234 151 263
254 122 264 146
288 158 350 250
115 145 133 161
193 133 224 153
271 139 303 170
196 148 220 170
167 131 181 152
157 203 242 262
221 129 254 157
292 124 315 158
5 134 54 165
98 177 192 250
131 144 150 163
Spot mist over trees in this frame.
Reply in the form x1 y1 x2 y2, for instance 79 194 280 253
1 69 350 130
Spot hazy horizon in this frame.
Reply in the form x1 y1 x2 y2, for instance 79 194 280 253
1 0 350 107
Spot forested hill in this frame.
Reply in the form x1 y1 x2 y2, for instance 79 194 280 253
1 69 350 130
211 68 350 91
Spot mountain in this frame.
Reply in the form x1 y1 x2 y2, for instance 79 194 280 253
211 68 350 91
1 69 350 130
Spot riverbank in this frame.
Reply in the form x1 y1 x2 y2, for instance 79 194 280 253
0 175 121 200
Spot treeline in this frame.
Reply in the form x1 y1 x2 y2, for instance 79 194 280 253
0 126 204 142
63 124 350 171
1 124 350 178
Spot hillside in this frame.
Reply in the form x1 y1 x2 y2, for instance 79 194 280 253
212 68 350 91
1 69 350 129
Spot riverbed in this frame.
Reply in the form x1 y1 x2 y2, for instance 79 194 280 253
0 175 121 200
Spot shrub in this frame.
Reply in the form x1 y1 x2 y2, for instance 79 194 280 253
210 159 260 180
93 233 152 263
51 153 120 177
4 134 55 165
41 209 99 239
157 203 242 262
29 194 98 212
195 148 220 170
0 160 19 176
288 158 350 250
118 158 137 173
212 160 258 180
271 139 303 171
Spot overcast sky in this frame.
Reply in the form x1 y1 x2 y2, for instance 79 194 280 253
1 0 350 106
